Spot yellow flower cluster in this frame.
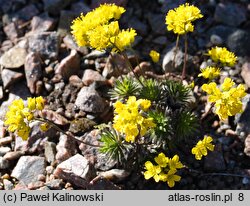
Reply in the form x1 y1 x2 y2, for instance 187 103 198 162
113 96 155 143
71 4 136 52
198 66 221 80
191 136 214 160
208 47 237 67
4 97 45 140
144 153 184 188
149 50 160 63
165 3 203 35
202 77 246 120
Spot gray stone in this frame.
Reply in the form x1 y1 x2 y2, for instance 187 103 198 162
152 36 168 45
70 1 90 14
160 0 186 13
75 86 106 113
44 142 56 163
208 25 235 42
244 134 250 157
15 4 39 21
3 22 23 41
204 151 226 171
55 50 80 79
45 179 64 189
24 52 43 94
226 30 250 57
0 136 13 146
28 32 60 60
43 0 74 14
0 86 3 100
53 154 95 188
88 178 120 190
1 69 24 88
0 147 11 156
127 17 148 36
82 69 106 86
57 10 77 37
0 47 27 69
11 156 46 185
0 157 10 169
3 151 24 161
31 13 56 32
3 179 14 190
63 35 88 54
214 3 247 27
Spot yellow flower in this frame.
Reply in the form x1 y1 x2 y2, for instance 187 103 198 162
154 152 168 168
202 78 246 120
165 3 203 35
208 47 237 67
40 123 50 132
168 155 184 170
35 96 45 110
149 50 160 63
192 136 215 160
160 169 181 188
113 96 155 143
198 66 220 80
144 161 162 182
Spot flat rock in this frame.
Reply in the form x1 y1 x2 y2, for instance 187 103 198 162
214 3 246 27
28 32 60 60
43 0 74 15
0 157 10 169
75 86 106 113
53 154 95 189
241 62 250 88
3 151 24 161
44 142 56 163
55 50 80 79
204 151 226 171
11 156 46 185
0 47 27 69
1 69 24 88
24 52 43 94
82 69 106 86
31 13 56 32
0 147 11 156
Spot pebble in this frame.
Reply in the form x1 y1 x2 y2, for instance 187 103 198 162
0 147 11 156
1 69 24 88
11 156 46 185
3 22 23 41
45 179 64 189
82 69 106 86
0 136 13 146
3 179 14 190
0 47 27 69
24 52 43 94
204 151 226 171
28 181 45 190
43 0 74 15
55 49 81 79
15 4 40 21
0 157 10 169
53 154 96 189
44 141 57 163
31 13 56 33
69 75 83 88
75 86 106 113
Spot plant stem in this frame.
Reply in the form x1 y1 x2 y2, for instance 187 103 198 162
173 35 180 69
121 51 144 87
181 34 188 81
201 102 215 121
35 118 101 147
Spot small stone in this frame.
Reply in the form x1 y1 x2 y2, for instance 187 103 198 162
15 4 39 21
102 53 128 78
53 154 96 189
28 181 45 190
210 34 223 46
1 69 24 88
82 69 106 86
55 50 80 79
40 110 69 125
244 134 250 157
208 25 235 42
75 86 106 113
0 120 6 138
11 156 46 185
3 151 24 161
43 0 74 15
147 13 166 35
0 147 11 156
37 174 46 182
69 118 97 135
133 61 152 76
31 13 56 32
45 179 64 189
0 47 27 69
204 151 226 171
88 178 120 190
69 75 83 87
241 62 250 88
214 3 247 27
57 10 77 37
13 181 28 190
3 22 23 41
46 166 54 175
0 86 3 100
63 35 88 54
3 179 14 190
24 52 43 94
44 142 56 164
152 36 168 45
28 32 60 60
55 134 77 163
0 136 13 146
127 17 148 36
0 157 10 169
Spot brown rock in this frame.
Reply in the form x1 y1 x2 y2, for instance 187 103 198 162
82 69 106 86
28 181 45 190
40 110 69 125
55 50 80 79
24 52 43 94
133 61 152 76
69 75 83 87
3 151 24 161
1 69 24 88
241 62 250 88
54 154 96 188
0 136 13 146
3 22 23 41
31 13 56 32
